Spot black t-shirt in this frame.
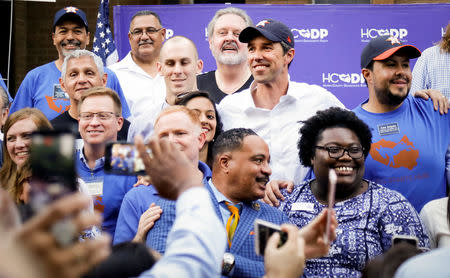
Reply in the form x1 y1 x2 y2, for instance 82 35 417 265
197 70 253 104
50 110 130 141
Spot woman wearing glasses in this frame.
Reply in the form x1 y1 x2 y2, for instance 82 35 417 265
278 107 429 278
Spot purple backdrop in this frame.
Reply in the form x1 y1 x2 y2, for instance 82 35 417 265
113 4 450 108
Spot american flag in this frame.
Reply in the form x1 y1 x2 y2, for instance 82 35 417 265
93 0 118 66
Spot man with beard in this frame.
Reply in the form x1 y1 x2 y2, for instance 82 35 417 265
353 35 450 212
197 7 254 103
10 6 130 121
109 10 166 119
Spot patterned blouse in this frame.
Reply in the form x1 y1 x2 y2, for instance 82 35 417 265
279 179 430 278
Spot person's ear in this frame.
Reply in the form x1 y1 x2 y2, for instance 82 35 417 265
196 59 204 74
362 68 372 85
219 153 232 174
284 48 295 66
197 131 206 151
101 73 107 86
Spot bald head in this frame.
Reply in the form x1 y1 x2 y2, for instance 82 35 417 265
157 36 204 105
160 36 199 61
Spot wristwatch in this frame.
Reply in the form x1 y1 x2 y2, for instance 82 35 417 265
222 252 235 276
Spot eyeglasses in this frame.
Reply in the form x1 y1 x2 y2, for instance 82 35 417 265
129 27 163 37
79 112 118 121
315 145 364 159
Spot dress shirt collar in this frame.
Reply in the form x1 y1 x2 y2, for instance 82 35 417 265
245 78 297 111
78 147 105 171
208 179 242 207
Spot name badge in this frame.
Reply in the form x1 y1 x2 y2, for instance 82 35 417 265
291 202 314 212
53 84 69 99
377 123 400 136
86 181 103 196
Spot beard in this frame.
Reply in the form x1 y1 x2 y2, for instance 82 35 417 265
211 42 246 65
374 85 409 107
60 40 82 57
373 76 410 107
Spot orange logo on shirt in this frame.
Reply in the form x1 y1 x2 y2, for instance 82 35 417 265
94 196 104 213
370 135 419 170
45 96 70 114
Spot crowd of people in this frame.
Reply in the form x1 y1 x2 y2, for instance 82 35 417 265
0 5 449 278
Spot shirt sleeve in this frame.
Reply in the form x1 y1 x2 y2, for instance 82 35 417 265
419 204 437 248
379 194 430 250
0 73 13 102
139 187 226 278
113 190 142 245
411 53 430 94
10 73 34 114
105 69 131 119
232 253 264 278
446 144 450 188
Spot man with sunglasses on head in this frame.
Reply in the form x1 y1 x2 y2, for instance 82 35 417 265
109 10 166 120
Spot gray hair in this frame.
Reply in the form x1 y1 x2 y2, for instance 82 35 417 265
130 10 162 31
0 86 9 109
61 50 104 83
207 7 253 39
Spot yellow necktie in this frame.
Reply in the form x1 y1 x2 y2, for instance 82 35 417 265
225 201 240 248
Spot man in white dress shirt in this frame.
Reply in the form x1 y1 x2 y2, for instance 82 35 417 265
109 10 166 119
218 19 344 185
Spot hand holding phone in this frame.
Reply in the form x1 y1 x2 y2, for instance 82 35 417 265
254 219 288 256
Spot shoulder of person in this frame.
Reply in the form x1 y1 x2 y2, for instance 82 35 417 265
108 53 130 70
23 62 55 80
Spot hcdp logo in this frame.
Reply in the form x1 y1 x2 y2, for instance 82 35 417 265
292 28 329 41
322 73 366 87
361 28 408 41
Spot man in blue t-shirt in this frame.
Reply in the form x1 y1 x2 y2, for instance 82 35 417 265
10 6 130 120
353 35 450 212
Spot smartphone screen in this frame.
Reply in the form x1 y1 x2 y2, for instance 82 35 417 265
254 219 288 256
104 142 146 176
392 235 419 247
29 130 77 213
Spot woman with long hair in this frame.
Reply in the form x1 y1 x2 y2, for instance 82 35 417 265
176 90 223 168
0 108 52 198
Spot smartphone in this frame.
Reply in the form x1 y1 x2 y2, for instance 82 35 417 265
29 130 77 213
392 235 419 247
254 219 288 256
104 142 147 176
325 169 337 244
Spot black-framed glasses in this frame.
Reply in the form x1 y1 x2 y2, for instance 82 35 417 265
129 27 163 37
315 145 364 159
79 112 118 121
